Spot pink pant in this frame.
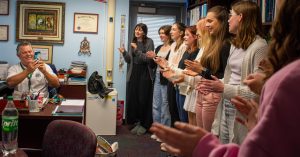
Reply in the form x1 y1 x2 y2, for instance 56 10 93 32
196 91 221 131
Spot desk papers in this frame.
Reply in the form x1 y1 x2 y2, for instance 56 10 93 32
52 99 84 116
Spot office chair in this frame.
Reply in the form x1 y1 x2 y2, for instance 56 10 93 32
42 120 97 157
0 82 13 97
47 63 59 98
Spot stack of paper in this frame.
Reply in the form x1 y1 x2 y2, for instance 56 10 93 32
0 62 9 81
53 99 84 116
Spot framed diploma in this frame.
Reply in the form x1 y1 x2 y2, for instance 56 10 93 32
73 13 99 34
0 0 9 15
0 25 8 41
16 1 65 44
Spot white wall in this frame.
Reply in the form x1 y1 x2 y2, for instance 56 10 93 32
0 0 129 101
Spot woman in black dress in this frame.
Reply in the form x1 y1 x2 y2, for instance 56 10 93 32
118 23 155 135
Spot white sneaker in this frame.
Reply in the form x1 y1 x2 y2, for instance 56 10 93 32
156 137 162 142
160 143 167 152
150 134 157 140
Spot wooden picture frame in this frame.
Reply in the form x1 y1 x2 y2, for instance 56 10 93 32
73 13 98 34
0 25 8 41
0 0 9 15
31 45 53 64
16 1 65 44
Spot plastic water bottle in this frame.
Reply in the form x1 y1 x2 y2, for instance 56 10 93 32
2 96 19 155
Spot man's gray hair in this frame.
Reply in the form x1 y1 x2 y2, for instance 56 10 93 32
16 41 32 55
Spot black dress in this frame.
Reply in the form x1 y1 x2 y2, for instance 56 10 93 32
122 38 155 129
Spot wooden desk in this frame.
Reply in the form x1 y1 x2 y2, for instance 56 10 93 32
58 82 87 124
0 103 83 151
58 82 86 99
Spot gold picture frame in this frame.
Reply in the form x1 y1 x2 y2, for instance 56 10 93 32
0 0 9 15
73 13 99 34
31 45 53 64
0 25 8 41
16 1 65 44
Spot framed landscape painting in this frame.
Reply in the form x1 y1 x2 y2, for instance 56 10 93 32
16 1 65 44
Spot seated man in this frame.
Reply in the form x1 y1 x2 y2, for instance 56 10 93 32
6 41 60 99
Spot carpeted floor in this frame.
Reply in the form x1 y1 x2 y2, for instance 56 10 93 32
101 125 174 157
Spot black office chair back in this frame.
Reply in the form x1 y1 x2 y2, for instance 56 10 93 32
0 82 13 98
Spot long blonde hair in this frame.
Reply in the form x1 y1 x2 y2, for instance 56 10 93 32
197 18 210 50
200 6 230 74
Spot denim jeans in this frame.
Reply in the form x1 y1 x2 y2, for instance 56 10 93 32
219 99 236 144
152 70 171 126
175 87 188 122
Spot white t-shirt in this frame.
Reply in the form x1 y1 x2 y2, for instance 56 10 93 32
7 63 55 99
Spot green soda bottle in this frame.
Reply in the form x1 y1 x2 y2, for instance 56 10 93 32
2 96 19 155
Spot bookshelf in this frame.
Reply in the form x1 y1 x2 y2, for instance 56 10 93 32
187 0 276 38
187 0 234 25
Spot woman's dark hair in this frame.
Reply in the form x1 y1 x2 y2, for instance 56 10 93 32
158 25 173 45
132 23 149 44
268 0 300 72
173 22 186 51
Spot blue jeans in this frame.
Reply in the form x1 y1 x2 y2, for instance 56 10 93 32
152 71 171 126
219 99 236 144
175 87 188 122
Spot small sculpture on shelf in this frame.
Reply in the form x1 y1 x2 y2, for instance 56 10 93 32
78 37 91 56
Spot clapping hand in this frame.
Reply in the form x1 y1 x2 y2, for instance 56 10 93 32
231 96 258 131
118 44 126 54
146 50 156 59
183 69 199 76
185 60 202 73
131 43 137 50
162 68 174 80
173 74 185 84
243 72 266 95
150 122 208 157
154 57 168 69
199 75 224 93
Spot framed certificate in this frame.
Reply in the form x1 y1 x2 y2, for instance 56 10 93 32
73 13 99 34
0 25 8 41
0 0 9 15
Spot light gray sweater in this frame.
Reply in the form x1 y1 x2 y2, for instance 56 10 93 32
212 35 268 144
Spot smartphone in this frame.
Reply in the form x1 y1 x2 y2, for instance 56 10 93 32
34 51 41 60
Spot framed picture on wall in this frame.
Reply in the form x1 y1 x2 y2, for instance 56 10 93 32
31 45 53 64
0 0 9 15
73 13 99 34
0 25 8 41
16 1 65 44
